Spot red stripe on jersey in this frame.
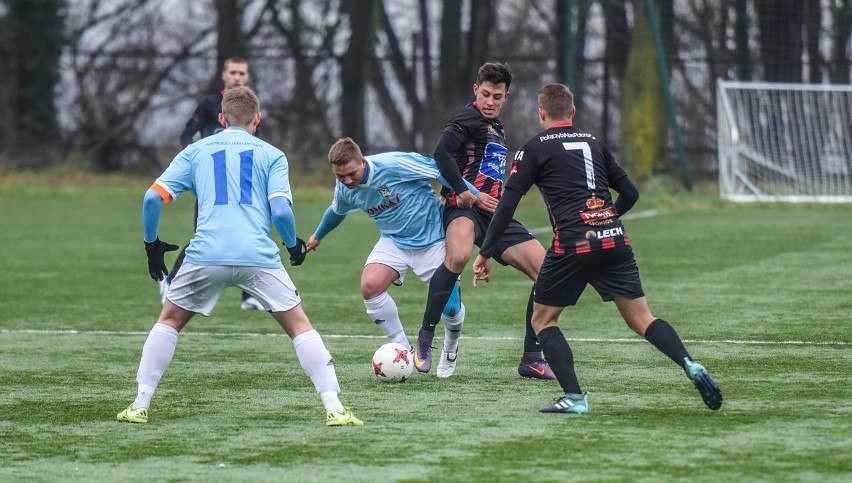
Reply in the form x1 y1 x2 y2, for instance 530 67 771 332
550 121 573 128
553 232 564 255
575 240 591 254
624 236 630 246
602 237 616 249
150 183 173 203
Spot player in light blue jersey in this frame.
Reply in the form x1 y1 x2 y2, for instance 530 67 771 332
306 138 491 378
117 87 363 427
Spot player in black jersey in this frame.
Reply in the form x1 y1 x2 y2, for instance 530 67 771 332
417 62 555 380
472 83 722 413
161 57 263 310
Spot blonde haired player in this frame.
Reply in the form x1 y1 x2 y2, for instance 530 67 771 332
117 87 363 427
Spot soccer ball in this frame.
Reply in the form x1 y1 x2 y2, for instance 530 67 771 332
372 342 413 383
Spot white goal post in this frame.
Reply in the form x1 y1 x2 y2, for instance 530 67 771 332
717 80 852 203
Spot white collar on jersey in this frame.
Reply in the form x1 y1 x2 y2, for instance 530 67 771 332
360 157 377 187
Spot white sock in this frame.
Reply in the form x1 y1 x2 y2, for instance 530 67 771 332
133 323 179 409
364 292 410 350
293 329 343 412
441 303 465 352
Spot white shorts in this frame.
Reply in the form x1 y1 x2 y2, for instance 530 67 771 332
365 238 446 286
167 262 301 316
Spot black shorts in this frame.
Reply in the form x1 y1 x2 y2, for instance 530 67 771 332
444 204 536 266
534 244 644 307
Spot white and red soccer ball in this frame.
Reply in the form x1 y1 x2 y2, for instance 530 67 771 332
372 342 413 383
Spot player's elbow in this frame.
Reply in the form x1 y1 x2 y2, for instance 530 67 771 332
143 189 164 210
270 197 294 223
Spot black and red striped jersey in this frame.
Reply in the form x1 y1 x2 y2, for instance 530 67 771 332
438 103 509 205
506 121 631 254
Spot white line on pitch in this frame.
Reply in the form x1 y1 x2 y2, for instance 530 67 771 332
529 209 663 234
1 328 848 346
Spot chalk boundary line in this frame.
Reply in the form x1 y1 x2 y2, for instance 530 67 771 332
1 329 848 346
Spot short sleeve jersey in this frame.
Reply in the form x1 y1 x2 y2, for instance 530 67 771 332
439 103 509 204
153 126 291 268
507 122 629 254
331 152 445 250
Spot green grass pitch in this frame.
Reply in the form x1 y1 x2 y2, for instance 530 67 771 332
1 176 851 482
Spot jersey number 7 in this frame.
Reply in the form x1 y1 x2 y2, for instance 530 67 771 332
562 142 594 190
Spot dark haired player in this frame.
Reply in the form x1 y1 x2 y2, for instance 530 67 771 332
416 62 555 380
472 83 722 413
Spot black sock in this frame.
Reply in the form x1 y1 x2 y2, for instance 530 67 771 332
644 318 691 368
523 286 541 353
537 326 582 394
420 264 461 332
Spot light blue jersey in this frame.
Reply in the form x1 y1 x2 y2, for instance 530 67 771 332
331 152 445 249
152 127 292 268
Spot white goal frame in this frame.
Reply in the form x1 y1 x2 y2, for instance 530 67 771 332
717 80 852 203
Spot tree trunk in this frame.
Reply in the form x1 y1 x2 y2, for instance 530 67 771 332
340 0 379 146
602 0 629 145
209 0 247 92
439 0 464 109
466 0 493 73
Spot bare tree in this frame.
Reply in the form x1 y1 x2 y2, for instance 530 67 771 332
64 1 214 172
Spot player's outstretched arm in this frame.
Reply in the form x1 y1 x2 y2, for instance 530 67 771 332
142 189 178 281
476 187 524 284
436 174 480 209
270 196 297 247
142 189 165 242
306 235 321 252
310 205 347 249
270 197 308 266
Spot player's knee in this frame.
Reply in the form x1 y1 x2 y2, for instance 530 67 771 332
444 252 469 273
531 313 557 335
360 280 385 300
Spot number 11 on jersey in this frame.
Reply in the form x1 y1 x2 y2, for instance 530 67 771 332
212 149 255 205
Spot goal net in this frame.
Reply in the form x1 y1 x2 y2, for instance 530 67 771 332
717 80 852 203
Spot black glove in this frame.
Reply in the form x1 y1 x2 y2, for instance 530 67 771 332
144 238 179 281
286 237 307 266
